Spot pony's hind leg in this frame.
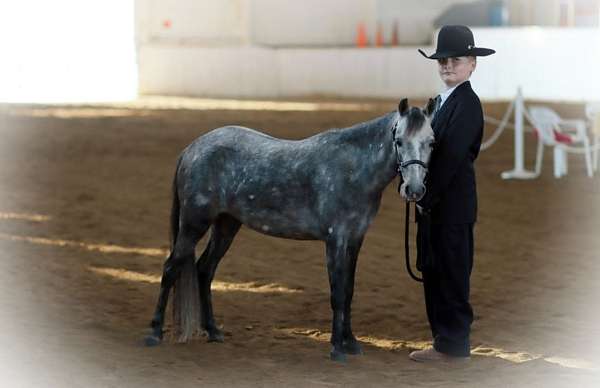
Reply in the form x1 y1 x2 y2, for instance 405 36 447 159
196 213 241 342
146 223 209 346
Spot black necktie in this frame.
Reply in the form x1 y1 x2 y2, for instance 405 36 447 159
433 95 442 118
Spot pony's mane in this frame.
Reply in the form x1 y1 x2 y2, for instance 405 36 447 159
308 107 426 145
404 107 426 137
319 112 396 144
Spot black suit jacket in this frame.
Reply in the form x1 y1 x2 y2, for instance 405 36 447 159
417 81 484 225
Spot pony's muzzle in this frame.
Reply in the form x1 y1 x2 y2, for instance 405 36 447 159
401 182 426 202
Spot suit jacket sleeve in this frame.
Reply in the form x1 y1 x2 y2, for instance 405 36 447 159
417 94 483 211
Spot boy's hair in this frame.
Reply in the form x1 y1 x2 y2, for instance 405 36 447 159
469 56 477 75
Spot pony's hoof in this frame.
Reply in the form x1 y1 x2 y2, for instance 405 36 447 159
343 339 364 355
206 329 224 343
330 348 347 363
144 335 162 347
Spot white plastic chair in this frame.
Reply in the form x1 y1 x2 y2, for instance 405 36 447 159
528 106 593 178
585 102 600 172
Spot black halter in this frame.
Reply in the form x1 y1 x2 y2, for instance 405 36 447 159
398 159 428 173
392 120 429 175
392 119 426 283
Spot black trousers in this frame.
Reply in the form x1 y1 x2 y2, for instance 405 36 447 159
421 223 474 357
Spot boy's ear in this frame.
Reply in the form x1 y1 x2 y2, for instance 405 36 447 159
398 98 409 116
424 98 436 117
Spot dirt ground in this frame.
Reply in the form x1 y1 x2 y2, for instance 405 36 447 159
0 98 599 387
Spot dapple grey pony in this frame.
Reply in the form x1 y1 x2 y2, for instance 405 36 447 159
146 98 436 362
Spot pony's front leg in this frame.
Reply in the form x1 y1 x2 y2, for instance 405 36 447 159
326 237 349 362
342 236 365 355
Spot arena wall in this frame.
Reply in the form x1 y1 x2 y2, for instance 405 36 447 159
138 45 441 99
138 27 600 102
136 1 600 102
136 0 465 47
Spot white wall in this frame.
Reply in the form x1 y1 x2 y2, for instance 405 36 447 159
135 0 600 103
139 27 600 102
139 46 277 97
470 27 600 102
249 0 375 46
276 48 440 97
136 0 249 45
135 0 474 47
135 0 600 48
375 0 469 44
139 45 440 99
248 0 468 46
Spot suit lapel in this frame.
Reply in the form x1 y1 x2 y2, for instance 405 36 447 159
432 94 454 135
432 81 471 137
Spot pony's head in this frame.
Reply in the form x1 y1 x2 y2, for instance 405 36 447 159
393 98 436 202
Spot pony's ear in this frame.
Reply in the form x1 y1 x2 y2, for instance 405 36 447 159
398 98 409 116
424 97 436 117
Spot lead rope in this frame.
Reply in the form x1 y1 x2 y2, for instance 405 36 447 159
405 201 423 283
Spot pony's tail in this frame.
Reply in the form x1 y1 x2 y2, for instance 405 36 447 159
170 156 202 343
168 157 181 252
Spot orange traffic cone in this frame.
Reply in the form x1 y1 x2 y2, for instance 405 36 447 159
391 20 399 46
356 23 368 48
375 22 384 47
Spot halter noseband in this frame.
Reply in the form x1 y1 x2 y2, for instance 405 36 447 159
398 159 428 173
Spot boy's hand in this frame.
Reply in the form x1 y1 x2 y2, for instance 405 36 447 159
416 204 430 215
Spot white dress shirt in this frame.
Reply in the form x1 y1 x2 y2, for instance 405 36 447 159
439 80 467 108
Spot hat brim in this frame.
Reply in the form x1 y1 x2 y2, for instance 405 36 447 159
418 47 495 59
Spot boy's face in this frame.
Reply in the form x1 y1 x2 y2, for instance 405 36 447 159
437 56 476 88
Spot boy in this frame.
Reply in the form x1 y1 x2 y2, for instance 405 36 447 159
410 25 495 362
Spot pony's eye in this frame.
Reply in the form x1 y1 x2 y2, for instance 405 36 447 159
395 140 403 147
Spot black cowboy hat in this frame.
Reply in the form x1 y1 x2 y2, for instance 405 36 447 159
418 25 495 60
